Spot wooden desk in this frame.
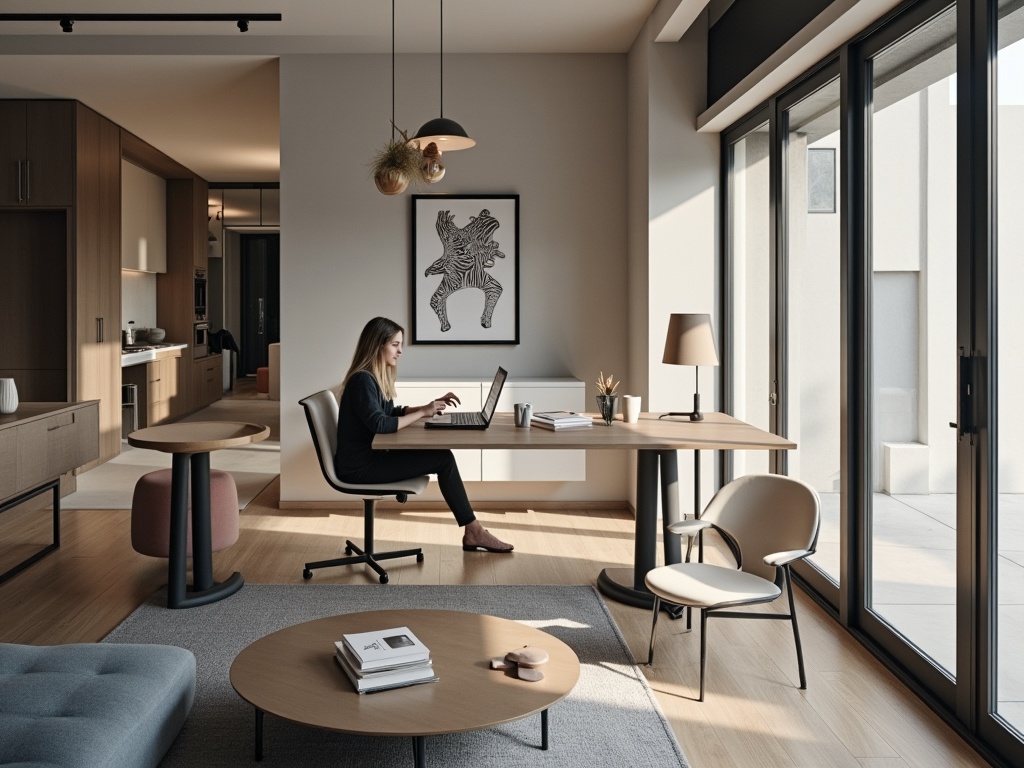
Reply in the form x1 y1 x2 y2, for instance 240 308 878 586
128 421 269 609
230 609 579 767
374 412 794 610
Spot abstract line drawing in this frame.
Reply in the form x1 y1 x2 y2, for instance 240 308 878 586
424 208 504 332
412 194 519 345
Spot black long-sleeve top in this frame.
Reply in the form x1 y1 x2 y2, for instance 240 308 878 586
334 370 407 477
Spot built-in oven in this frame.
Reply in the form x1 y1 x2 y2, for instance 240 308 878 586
194 268 207 322
194 322 209 358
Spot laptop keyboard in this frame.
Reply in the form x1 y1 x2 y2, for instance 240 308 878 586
450 411 483 426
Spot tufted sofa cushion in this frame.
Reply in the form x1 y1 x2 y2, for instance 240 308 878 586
0 642 195 768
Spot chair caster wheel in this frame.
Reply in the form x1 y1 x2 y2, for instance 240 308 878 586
416 553 424 563
302 569 313 580
379 574 389 584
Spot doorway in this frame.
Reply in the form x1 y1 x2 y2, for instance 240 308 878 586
239 233 280 377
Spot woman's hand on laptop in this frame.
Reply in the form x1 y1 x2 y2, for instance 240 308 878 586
437 392 461 409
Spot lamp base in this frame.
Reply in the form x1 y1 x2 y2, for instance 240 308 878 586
659 411 704 421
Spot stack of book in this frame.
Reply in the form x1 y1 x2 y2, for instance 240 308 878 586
531 411 594 430
334 626 437 693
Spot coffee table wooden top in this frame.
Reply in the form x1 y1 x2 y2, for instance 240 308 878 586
127 421 269 454
229 609 580 738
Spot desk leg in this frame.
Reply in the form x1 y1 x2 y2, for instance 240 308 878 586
597 450 658 607
167 453 190 609
660 450 681 565
191 452 213 591
167 451 245 609
412 735 426 768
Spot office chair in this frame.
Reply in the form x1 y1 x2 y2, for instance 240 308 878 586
299 390 428 584
645 473 820 701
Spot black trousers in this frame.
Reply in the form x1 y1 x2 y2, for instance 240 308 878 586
338 449 475 527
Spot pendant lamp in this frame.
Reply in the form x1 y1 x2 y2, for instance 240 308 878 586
410 0 475 153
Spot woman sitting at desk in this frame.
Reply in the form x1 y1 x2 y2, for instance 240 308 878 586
335 316 513 553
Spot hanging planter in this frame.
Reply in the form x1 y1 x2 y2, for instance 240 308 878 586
370 125 423 195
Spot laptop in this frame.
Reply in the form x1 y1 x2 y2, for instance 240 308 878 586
424 367 507 430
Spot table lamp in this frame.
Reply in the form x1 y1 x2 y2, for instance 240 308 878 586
661 313 719 421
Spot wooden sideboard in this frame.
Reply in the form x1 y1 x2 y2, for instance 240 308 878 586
0 401 99 582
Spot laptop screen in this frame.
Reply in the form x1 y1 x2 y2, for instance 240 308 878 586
481 367 508 422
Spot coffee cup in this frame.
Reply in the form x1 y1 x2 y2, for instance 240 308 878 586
514 403 533 428
623 395 641 424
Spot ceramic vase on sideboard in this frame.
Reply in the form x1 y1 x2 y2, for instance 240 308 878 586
0 378 18 414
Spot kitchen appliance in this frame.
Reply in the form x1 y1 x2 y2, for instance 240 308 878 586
194 268 207 322
194 322 209 358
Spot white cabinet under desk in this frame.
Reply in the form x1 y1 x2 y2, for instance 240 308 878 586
394 378 585 482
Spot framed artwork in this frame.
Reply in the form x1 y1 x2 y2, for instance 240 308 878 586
411 194 520 344
807 147 836 213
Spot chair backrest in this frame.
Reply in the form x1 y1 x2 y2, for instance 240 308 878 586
299 390 344 489
700 474 820 583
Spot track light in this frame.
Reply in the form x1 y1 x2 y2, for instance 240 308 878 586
0 13 281 33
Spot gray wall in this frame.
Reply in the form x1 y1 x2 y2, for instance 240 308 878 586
279 53 631 503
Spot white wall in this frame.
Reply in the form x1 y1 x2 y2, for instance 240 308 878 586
279 53 631 504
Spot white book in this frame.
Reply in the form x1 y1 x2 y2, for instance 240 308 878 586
336 646 432 678
338 626 430 670
531 415 593 430
532 410 592 424
334 652 438 694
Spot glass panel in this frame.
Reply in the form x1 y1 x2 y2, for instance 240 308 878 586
728 122 771 476
996 0 1024 734
784 77 842 584
868 5 957 675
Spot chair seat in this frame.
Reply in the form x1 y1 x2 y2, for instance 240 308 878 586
645 562 781 609
331 474 430 498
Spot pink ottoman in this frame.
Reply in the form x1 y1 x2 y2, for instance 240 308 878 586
131 468 240 557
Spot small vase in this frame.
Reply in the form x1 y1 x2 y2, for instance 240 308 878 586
596 394 618 425
0 378 18 415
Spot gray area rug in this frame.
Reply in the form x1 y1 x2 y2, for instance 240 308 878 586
103 585 689 767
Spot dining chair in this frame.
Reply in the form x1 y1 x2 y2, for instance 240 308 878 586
299 390 428 584
644 473 820 701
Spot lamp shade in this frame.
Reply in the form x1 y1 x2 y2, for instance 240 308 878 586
662 313 719 367
409 117 476 151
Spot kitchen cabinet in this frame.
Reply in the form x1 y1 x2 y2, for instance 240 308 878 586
120 159 167 272
191 356 223 412
0 100 74 207
393 378 586 482
123 352 181 428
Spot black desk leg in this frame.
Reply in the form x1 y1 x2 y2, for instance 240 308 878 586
659 450 681 565
167 453 191 609
190 452 214 591
412 735 426 768
541 708 550 750
255 708 264 761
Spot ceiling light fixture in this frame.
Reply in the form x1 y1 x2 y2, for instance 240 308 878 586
409 0 475 153
0 13 281 33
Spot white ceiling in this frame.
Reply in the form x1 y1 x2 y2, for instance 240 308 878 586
0 0 672 183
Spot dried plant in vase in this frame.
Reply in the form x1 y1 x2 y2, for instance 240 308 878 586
370 124 425 195
595 372 620 425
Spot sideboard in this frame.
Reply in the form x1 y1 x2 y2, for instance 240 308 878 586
0 401 100 582
394 378 586 482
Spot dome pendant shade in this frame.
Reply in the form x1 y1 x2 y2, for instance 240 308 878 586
410 117 476 151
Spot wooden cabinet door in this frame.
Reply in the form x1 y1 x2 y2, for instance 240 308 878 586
25 101 74 207
0 101 28 206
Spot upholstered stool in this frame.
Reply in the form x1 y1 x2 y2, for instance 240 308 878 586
256 367 270 395
131 468 240 557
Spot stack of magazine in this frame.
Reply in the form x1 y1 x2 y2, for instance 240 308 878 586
334 626 437 693
531 411 594 430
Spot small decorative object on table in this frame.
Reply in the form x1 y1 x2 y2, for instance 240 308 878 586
491 645 550 682
0 378 18 415
595 371 619 425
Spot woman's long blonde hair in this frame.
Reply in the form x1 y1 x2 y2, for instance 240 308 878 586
343 317 403 401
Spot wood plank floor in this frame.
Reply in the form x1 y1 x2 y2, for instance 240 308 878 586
0 476 992 767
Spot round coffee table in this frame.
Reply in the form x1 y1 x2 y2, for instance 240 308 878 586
230 609 580 767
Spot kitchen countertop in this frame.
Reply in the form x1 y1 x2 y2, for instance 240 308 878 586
121 343 187 367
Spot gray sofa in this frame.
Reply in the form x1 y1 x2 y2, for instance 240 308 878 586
0 642 195 768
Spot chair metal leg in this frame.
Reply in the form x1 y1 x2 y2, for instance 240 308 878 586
784 565 807 689
647 595 661 665
699 608 707 702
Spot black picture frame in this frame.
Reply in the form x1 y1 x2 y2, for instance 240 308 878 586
411 194 520 345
